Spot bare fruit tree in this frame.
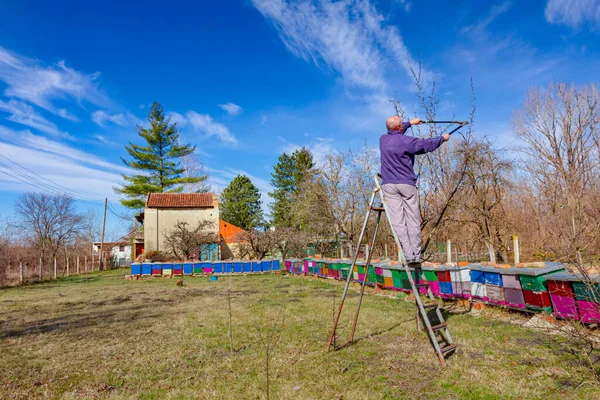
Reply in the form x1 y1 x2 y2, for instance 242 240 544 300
163 220 217 260
14 193 84 274
513 83 600 269
181 153 211 193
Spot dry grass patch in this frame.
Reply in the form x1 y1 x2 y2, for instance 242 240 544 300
0 271 598 399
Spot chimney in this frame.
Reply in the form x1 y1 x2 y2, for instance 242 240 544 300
212 193 219 209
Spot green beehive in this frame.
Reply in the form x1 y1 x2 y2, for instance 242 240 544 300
424 270 437 282
391 270 403 289
573 281 600 302
518 275 549 292
367 264 376 283
517 263 565 291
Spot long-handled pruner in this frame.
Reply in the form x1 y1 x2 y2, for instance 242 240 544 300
421 120 469 136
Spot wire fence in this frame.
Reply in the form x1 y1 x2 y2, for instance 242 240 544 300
0 253 132 288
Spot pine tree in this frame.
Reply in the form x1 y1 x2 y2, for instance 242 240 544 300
269 147 314 227
115 102 202 209
220 175 264 231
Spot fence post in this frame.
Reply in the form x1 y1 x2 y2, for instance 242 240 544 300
39 257 42 280
513 236 520 265
92 253 94 272
19 261 23 284
384 243 388 258
77 256 80 274
67 258 70 276
85 256 87 273
54 257 57 280
446 240 452 264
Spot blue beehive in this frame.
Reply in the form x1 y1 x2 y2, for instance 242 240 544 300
224 262 233 273
439 281 453 294
252 261 262 273
213 262 224 274
183 262 193 275
484 271 503 286
141 262 152 275
470 269 485 284
243 261 252 273
131 263 141 275
233 261 243 273
261 260 272 272
272 260 281 271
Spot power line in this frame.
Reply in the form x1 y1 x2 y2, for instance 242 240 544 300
0 151 135 232
0 152 105 204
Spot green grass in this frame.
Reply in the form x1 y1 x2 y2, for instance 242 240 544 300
1 270 598 399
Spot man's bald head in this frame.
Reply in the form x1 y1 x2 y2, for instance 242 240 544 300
386 116 401 131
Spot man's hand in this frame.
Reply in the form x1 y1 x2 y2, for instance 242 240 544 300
442 133 450 141
410 118 422 125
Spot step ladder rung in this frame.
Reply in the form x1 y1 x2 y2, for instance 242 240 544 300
423 302 438 309
415 283 429 287
431 323 447 332
440 344 457 354
371 206 385 212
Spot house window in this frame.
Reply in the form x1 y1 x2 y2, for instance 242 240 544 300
119 245 125 252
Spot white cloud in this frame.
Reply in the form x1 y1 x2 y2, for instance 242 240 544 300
395 0 411 12
260 115 268 125
0 126 131 174
0 46 111 119
281 136 336 165
91 110 140 127
185 111 237 144
461 1 512 34
250 0 427 94
57 108 79 122
0 126 127 200
545 0 600 29
0 99 69 138
219 102 243 116
167 111 188 127
93 134 117 146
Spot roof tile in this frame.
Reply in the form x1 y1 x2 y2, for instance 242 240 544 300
146 193 216 208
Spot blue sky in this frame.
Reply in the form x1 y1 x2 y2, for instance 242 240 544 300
0 0 599 237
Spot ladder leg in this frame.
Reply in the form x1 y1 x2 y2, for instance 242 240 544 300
374 174 456 364
327 190 377 352
349 209 382 343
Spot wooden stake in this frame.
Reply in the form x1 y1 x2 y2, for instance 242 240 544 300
513 236 520 265
53 257 57 280
99 198 107 271
77 256 80 274
67 258 70 276
19 261 23 284
446 240 452 264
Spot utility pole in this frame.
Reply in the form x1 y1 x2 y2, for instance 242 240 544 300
99 198 107 271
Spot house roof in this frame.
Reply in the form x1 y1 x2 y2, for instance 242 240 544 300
219 220 247 244
145 193 216 209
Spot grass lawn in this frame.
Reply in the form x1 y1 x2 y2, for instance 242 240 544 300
1 270 598 399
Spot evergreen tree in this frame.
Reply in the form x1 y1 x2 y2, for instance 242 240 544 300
220 175 264 230
115 102 202 209
269 147 314 227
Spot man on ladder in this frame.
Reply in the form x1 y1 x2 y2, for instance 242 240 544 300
380 116 450 266
328 115 461 365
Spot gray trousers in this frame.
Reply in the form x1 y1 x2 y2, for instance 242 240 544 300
381 183 421 263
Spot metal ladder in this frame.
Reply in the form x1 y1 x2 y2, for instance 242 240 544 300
326 174 456 365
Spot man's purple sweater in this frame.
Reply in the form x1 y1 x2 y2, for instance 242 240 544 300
380 122 445 186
